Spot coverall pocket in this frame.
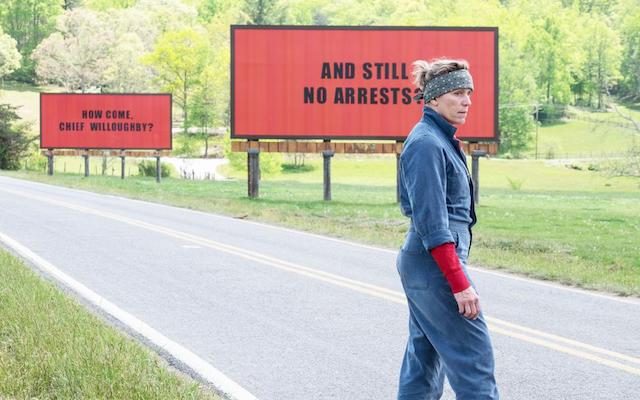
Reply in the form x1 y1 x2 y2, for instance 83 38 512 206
397 251 435 290
451 231 460 249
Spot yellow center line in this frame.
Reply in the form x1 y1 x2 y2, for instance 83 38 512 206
486 317 640 366
2 186 639 377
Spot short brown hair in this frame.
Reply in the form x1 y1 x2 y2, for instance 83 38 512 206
412 58 470 91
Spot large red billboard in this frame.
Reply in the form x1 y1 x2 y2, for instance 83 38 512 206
40 93 172 149
232 26 498 141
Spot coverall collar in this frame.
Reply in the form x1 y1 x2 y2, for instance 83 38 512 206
422 106 458 139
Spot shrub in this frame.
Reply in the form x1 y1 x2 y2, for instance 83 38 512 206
538 103 567 124
506 176 525 191
172 133 201 157
0 104 34 170
281 163 315 173
22 148 47 171
137 160 175 178
222 133 282 176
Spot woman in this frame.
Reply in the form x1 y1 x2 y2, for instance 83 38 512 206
396 58 499 400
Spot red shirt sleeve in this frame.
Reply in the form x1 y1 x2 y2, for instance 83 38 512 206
430 242 470 293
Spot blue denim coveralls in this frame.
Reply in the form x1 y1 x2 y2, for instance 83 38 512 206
396 107 499 399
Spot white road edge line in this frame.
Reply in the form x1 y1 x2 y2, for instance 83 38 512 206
2 175 637 306
0 231 259 400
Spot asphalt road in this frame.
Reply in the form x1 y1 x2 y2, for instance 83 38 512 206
1 175 639 400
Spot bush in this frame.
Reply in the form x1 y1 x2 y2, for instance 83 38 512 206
281 163 315 173
506 176 525 191
137 160 175 178
172 133 201 157
0 104 34 170
545 146 557 159
538 103 567 124
22 148 47 171
602 146 640 178
222 134 282 176
498 106 534 158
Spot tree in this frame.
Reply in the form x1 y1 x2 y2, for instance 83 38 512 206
108 7 160 52
84 0 136 10
283 0 329 24
579 15 622 108
190 62 228 157
0 0 64 82
492 1 538 155
570 0 617 14
135 0 198 33
143 27 211 134
243 0 287 24
520 2 582 105
102 32 154 92
0 104 34 170
31 6 161 93
197 0 238 22
0 28 22 83
617 0 640 101
31 8 113 92
190 67 216 157
63 0 83 9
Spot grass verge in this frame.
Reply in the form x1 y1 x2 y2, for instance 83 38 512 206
0 248 219 400
1 169 638 296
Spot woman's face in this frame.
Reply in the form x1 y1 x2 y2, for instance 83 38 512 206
429 88 473 126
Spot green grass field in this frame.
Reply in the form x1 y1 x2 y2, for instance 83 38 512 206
531 120 636 159
230 155 638 192
0 249 219 399
525 105 639 159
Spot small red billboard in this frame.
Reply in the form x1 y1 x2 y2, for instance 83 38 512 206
232 26 498 141
40 93 172 149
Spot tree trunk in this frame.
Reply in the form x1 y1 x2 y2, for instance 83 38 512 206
597 65 603 110
183 72 188 135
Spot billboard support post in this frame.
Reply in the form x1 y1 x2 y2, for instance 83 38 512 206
471 149 487 205
46 149 54 176
120 150 126 179
155 152 161 183
322 149 334 201
83 150 89 177
248 147 260 198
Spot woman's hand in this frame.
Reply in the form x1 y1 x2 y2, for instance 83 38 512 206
453 286 481 320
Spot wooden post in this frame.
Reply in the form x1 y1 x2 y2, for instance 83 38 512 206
46 149 54 176
155 152 161 183
471 150 487 205
322 149 334 201
248 147 260 198
120 150 126 179
83 150 90 177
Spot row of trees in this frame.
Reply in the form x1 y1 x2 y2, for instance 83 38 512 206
1 0 639 156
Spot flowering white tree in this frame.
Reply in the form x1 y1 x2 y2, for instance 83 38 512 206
32 8 113 92
0 29 22 82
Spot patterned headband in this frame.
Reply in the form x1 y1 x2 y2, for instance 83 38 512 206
414 69 474 102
